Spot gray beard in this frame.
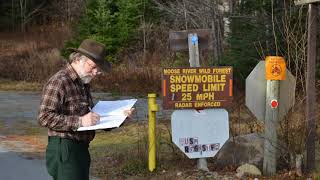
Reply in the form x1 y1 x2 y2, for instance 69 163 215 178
80 76 93 84
79 59 93 84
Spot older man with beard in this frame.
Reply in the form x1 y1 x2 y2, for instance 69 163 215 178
38 39 133 180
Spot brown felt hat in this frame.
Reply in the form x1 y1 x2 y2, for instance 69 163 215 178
69 39 111 72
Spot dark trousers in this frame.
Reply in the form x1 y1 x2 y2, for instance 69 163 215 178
46 136 90 180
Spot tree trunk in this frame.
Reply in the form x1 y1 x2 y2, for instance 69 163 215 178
211 1 219 65
229 0 235 15
212 20 219 65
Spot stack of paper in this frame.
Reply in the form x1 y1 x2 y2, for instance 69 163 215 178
77 99 137 131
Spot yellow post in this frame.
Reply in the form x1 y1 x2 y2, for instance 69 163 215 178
148 93 158 172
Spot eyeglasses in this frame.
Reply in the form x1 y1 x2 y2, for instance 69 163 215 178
85 60 102 75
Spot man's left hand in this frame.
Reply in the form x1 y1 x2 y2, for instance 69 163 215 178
123 108 135 119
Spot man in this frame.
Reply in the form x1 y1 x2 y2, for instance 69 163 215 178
38 39 133 180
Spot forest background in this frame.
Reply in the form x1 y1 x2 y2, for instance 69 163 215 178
1 0 319 94
0 0 319 179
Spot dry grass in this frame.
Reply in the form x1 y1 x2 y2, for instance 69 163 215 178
0 117 319 179
0 47 65 82
0 23 168 94
93 65 161 94
0 120 47 159
0 23 71 83
0 78 42 91
89 121 193 179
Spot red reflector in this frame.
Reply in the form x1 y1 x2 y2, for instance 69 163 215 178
271 100 278 108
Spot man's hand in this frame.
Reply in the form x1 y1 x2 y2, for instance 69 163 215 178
123 108 135 119
81 112 100 127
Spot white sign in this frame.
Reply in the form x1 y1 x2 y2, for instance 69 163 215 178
171 109 229 159
77 99 137 131
294 0 320 5
246 61 296 121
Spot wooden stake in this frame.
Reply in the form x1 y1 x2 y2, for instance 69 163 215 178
263 80 280 176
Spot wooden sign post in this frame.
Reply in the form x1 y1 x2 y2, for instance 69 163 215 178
188 33 208 171
246 59 296 176
168 29 232 172
305 3 318 172
294 0 320 5
295 0 319 172
263 80 279 176
169 29 212 171
263 56 286 176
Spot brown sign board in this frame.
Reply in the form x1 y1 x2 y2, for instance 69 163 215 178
294 0 320 5
162 67 233 110
169 29 213 51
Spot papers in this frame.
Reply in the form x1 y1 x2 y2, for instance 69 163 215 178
77 99 137 131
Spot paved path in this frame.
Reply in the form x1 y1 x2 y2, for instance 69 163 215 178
0 91 170 180
0 144 100 180
0 144 51 180
0 91 172 124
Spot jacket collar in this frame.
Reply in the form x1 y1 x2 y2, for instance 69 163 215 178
66 63 79 81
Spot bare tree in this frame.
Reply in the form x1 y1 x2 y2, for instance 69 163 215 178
19 0 27 31
48 0 85 23
18 0 47 32
152 0 229 64
266 0 311 172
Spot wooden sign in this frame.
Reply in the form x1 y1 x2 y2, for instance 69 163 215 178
265 56 286 80
294 0 320 5
169 29 213 51
162 67 233 109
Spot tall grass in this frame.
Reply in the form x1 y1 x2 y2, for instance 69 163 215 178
0 48 65 82
0 23 71 82
0 23 167 94
93 61 162 94
89 121 194 179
